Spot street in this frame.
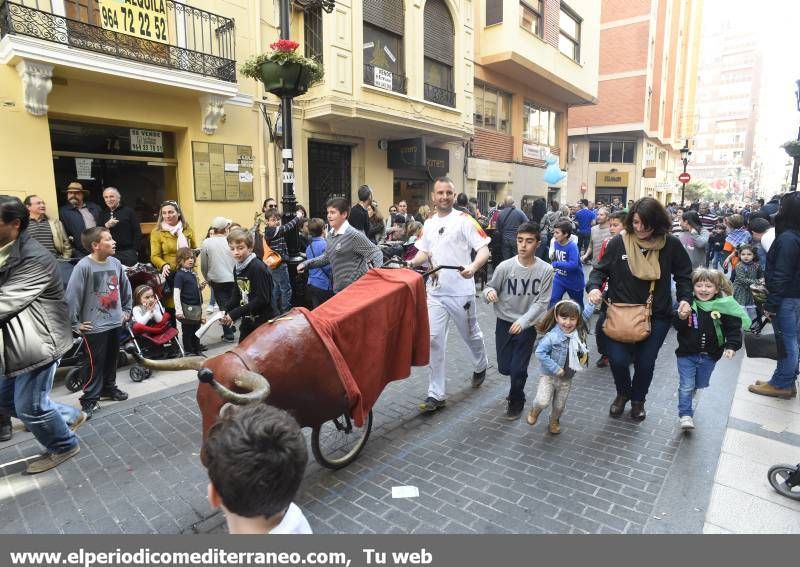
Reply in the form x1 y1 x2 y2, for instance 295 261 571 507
0 300 768 534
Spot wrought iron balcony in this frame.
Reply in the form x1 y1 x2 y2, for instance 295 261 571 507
363 63 407 95
0 0 236 83
424 83 455 108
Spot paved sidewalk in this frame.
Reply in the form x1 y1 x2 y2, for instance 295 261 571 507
704 356 800 533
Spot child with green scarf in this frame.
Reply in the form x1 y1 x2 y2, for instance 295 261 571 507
673 268 750 430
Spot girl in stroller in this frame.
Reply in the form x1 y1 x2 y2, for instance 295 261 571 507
132 284 172 338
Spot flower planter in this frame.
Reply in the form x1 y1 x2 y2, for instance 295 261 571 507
258 61 312 98
783 143 800 159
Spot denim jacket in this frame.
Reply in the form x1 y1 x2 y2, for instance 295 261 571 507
535 303 595 376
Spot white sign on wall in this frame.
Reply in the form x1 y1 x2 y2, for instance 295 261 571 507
522 143 548 160
130 129 163 153
75 158 93 179
373 67 393 91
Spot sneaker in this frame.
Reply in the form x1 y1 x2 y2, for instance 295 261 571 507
81 402 99 420
25 445 80 475
504 402 524 421
748 382 795 400
68 411 88 433
100 388 128 402
680 416 695 430
222 336 235 343
595 355 609 368
419 397 446 413
471 369 487 389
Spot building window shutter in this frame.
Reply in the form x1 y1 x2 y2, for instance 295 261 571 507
486 0 503 26
363 0 404 37
424 0 454 66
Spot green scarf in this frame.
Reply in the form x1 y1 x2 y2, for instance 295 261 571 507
692 296 752 346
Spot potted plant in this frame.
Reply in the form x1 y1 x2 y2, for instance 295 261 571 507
781 140 800 159
240 39 324 98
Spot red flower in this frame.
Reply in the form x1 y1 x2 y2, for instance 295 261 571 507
270 39 300 53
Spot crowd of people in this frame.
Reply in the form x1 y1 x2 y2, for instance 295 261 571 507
0 180 798 534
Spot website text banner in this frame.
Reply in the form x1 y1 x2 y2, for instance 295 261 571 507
0 535 792 567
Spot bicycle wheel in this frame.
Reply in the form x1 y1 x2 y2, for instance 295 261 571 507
311 410 373 470
767 464 800 501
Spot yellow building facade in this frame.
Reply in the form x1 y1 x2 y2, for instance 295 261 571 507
0 0 475 233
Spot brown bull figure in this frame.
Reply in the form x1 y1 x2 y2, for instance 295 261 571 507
129 313 350 460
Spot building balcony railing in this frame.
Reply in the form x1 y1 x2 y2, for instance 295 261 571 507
424 83 455 108
0 0 236 83
363 63 406 95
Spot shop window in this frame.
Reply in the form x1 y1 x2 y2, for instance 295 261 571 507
423 0 455 107
474 82 512 134
363 0 406 93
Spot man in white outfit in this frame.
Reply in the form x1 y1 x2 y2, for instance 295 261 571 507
407 177 491 412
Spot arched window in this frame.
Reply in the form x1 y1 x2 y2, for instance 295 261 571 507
423 0 455 107
363 0 406 94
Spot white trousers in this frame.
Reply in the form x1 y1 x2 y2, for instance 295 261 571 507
427 294 488 401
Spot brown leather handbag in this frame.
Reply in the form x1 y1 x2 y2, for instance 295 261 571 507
262 237 282 270
603 281 655 343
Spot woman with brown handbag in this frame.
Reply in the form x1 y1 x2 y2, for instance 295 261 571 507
587 198 693 421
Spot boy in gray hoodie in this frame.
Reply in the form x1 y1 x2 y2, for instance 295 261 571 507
484 222 554 420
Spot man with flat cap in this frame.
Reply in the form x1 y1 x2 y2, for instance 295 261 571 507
59 181 101 258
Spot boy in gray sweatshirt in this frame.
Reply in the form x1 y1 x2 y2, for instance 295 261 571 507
484 222 554 420
65 227 132 418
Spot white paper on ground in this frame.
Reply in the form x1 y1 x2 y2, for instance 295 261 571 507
391 486 419 499
195 310 225 338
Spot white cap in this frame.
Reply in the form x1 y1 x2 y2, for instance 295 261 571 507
210 216 232 230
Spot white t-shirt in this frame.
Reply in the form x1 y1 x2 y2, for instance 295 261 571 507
415 210 491 297
269 503 312 534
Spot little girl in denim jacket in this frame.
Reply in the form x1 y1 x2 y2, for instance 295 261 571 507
528 299 596 434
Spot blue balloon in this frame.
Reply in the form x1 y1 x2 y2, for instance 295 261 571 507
543 155 566 184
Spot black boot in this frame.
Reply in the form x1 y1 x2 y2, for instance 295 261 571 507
630 401 647 421
0 415 12 442
609 396 629 417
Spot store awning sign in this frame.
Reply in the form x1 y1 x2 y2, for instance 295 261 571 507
388 138 425 169
425 146 449 180
99 0 170 45
596 171 629 187
130 128 163 153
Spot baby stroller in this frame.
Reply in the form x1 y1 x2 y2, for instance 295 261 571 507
125 264 186 382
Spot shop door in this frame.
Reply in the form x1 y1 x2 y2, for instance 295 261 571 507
595 187 627 204
307 142 351 219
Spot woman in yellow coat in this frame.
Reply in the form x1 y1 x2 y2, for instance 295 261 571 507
150 200 196 308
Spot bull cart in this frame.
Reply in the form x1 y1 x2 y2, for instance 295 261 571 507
132 265 456 469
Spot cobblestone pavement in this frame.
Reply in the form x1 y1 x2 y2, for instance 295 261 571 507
0 301 735 534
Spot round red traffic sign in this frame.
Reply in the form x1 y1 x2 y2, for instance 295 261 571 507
678 172 691 184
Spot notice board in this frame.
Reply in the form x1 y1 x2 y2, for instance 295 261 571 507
192 142 254 201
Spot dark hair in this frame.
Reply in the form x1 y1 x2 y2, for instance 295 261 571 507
456 193 469 207
580 199 589 207
307 217 325 237
133 284 155 306
681 210 703 233
624 197 671 236
550 200 560 212
357 185 372 202
433 176 455 188
737 243 757 258
326 197 349 215
489 200 496 207
608 211 627 224
516 221 541 240
553 219 573 236
175 247 194 266
23 195 39 207
0 195 29 232
775 191 800 234
264 209 281 221
227 227 254 248
204 404 308 520
726 214 745 230
81 226 108 252
535 300 589 341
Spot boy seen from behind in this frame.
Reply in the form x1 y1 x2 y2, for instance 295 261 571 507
484 222 554 420
205 404 311 534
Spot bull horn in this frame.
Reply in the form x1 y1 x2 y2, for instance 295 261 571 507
126 346 204 371
198 368 270 405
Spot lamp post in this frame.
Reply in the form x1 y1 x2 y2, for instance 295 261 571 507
679 139 692 207
790 79 800 192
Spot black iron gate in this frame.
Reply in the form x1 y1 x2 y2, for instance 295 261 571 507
308 141 351 219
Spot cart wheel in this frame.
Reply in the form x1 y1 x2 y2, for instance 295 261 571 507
311 410 373 470
117 351 129 368
64 366 88 393
129 366 149 383
767 464 800 501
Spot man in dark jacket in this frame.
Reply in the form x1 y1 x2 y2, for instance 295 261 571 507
348 185 371 235
495 196 529 260
99 186 142 266
59 181 101 258
0 195 83 473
